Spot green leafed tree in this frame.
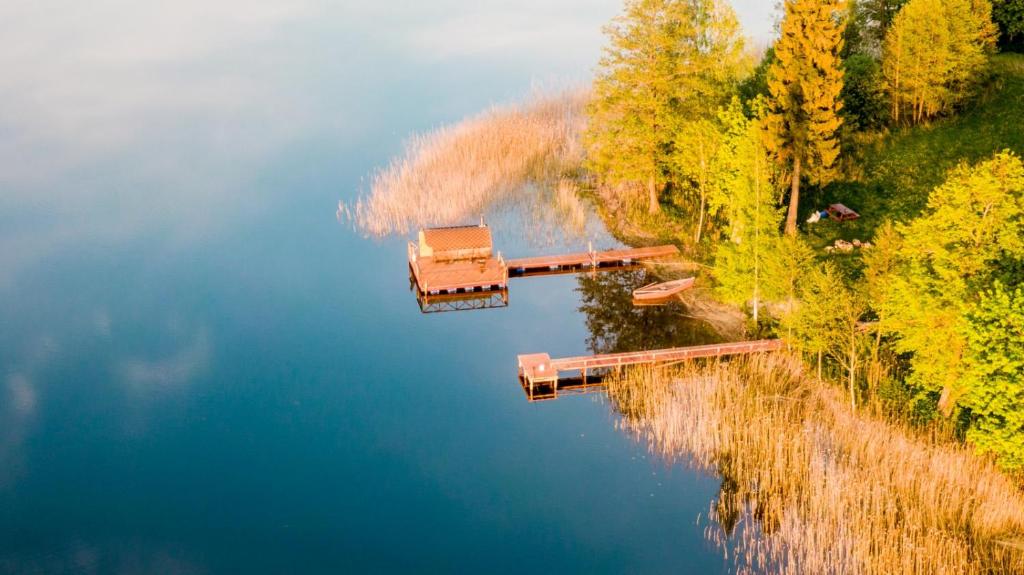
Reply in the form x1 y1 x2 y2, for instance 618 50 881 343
876 151 1024 416
766 0 847 236
846 0 909 56
586 0 745 216
783 263 848 382
711 98 784 325
960 282 1024 471
993 0 1024 48
673 118 723 243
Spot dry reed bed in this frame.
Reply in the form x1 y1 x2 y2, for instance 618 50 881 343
347 91 588 237
606 355 1024 575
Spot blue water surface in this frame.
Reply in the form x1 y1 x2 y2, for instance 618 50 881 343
0 2 780 572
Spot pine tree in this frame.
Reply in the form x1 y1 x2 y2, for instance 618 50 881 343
587 0 745 216
766 0 847 236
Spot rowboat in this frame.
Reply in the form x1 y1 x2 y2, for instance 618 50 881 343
632 277 695 304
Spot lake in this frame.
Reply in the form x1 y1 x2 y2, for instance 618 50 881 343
0 2 776 573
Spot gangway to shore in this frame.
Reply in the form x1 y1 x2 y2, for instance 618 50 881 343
517 339 786 401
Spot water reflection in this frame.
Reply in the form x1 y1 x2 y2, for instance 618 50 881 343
414 289 509 314
117 328 211 392
576 269 726 355
0 375 37 489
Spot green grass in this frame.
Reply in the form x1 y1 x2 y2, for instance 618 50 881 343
804 53 1024 257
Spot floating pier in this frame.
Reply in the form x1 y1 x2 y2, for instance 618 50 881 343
407 224 681 297
518 339 786 401
408 225 509 296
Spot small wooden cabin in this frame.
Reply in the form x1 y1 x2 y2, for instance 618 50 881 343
418 224 493 262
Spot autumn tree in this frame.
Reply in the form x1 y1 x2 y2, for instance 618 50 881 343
766 0 847 236
587 0 745 216
883 0 996 124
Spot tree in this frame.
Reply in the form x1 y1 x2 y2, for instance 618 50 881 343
882 0 951 124
879 151 1024 414
960 282 1024 471
586 0 745 216
761 235 818 328
845 0 909 56
993 0 1024 48
711 98 783 326
737 48 775 114
861 221 901 387
785 263 847 382
841 54 889 130
766 0 847 236
673 118 724 243
883 0 996 124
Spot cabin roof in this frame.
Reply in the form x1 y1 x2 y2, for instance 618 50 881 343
421 225 492 252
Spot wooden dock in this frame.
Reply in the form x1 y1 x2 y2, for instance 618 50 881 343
506 245 679 276
518 339 786 401
408 241 510 295
407 224 681 297
409 243 680 296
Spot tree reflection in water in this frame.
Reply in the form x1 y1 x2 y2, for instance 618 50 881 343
576 269 726 355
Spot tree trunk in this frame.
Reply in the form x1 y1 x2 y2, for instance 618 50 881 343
870 316 883 390
752 291 759 328
817 351 823 383
696 155 707 243
849 333 857 409
784 156 801 236
647 173 660 215
695 190 706 243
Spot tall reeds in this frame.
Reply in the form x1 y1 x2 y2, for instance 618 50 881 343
347 90 587 237
606 355 1024 574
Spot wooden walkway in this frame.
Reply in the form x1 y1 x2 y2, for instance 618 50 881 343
518 339 786 401
506 245 679 276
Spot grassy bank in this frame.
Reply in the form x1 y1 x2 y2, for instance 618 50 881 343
807 53 1024 250
606 356 1024 574
346 90 587 237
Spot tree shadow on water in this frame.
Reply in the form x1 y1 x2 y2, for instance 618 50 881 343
576 269 726 355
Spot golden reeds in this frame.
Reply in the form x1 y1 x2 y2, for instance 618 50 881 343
606 355 1024 574
347 90 588 237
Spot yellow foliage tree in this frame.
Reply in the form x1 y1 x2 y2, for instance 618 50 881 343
766 0 847 236
883 0 996 124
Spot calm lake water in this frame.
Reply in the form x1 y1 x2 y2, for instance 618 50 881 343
0 2 775 573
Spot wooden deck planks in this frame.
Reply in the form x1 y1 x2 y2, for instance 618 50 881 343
410 242 681 295
413 257 508 294
506 244 679 272
518 340 785 392
550 340 785 372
